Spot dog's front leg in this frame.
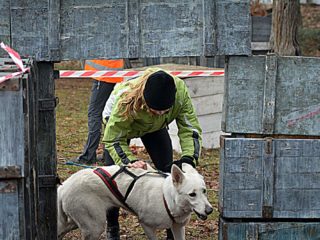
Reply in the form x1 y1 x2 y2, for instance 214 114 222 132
140 223 157 240
171 224 185 240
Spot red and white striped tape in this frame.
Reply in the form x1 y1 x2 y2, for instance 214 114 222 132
0 42 30 84
59 69 224 78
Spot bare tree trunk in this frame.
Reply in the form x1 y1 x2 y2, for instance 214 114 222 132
270 0 301 56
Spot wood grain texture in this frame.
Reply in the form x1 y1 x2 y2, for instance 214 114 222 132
219 218 320 240
219 136 320 219
0 180 21 239
222 55 320 136
0 0 251 60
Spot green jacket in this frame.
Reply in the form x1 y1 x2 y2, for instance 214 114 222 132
102 68 202 165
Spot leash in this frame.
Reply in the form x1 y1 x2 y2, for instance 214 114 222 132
94 166 169 215
94 167 136 214
65 161 95 168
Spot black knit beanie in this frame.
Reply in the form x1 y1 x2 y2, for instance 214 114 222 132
143 71 176 111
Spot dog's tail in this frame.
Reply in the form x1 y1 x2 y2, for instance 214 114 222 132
57 186 74 239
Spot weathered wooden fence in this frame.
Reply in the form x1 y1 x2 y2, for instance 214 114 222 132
4 0 318 239
0 0 252 239
222 55 320 136
0 58 57 239
0 0 251 61
0 58 35 239
219 54 320 239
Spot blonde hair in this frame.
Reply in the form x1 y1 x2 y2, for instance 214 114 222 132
117 69 157 120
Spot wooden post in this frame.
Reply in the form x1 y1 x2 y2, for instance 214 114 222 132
36 62 58 240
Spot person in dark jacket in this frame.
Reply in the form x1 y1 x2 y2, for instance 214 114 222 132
73 59 125 164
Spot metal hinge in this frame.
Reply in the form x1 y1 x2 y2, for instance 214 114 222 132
38 175 61 188
53 70 60 80
39 97 59 111
262 205 273 218
0 78 20 91
265 138 273 155
0 166 22 179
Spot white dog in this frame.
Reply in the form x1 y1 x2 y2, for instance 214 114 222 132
57 163 213 240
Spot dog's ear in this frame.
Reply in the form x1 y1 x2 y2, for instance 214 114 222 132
171 164 185 187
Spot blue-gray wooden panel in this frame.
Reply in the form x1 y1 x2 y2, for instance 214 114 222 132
252 15 272 42
0 0 251 60
216 0 251 55
219 218 320 240
0 180 21 239
219 136 320 219
0 81 24 173
275 57 320 135
222 55 320 136
9 0 52 61
0 0 10 45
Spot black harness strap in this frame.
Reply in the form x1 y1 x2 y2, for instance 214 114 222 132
120 167 169 201
94 166 170 216
94 168 136 214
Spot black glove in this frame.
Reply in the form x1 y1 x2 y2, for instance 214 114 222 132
173 156 196 169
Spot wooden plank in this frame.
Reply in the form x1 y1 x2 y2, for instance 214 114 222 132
10 0 50 60
0 0 11 51
220 218 320 240
0 80 24 173
215 0 251 55
203 0 216 56
252 15 272 42
0 180 21 239
198 113 223 133
222 56 266 134
35 62 57 240
23 60 38 240
184 76 224 98
201 131 224 149
48 0 60 60
222 55 320 136
262 54 277 134
262 138 274 218
170 113 222 134
220 136 320 219
275 57 320 135
251 42 270 51
192 94 224 116
4 0 250 60
168 132 225 151
127 0 140 58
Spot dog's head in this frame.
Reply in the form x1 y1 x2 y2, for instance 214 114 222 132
171 163 213 220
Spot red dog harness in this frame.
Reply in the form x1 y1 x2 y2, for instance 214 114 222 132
94 166 168 216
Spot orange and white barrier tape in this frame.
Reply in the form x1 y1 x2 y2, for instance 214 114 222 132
0 42 30 84
59 69 224 78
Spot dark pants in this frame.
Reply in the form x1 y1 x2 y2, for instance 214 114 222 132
78 80 115 163
105 128 174 238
